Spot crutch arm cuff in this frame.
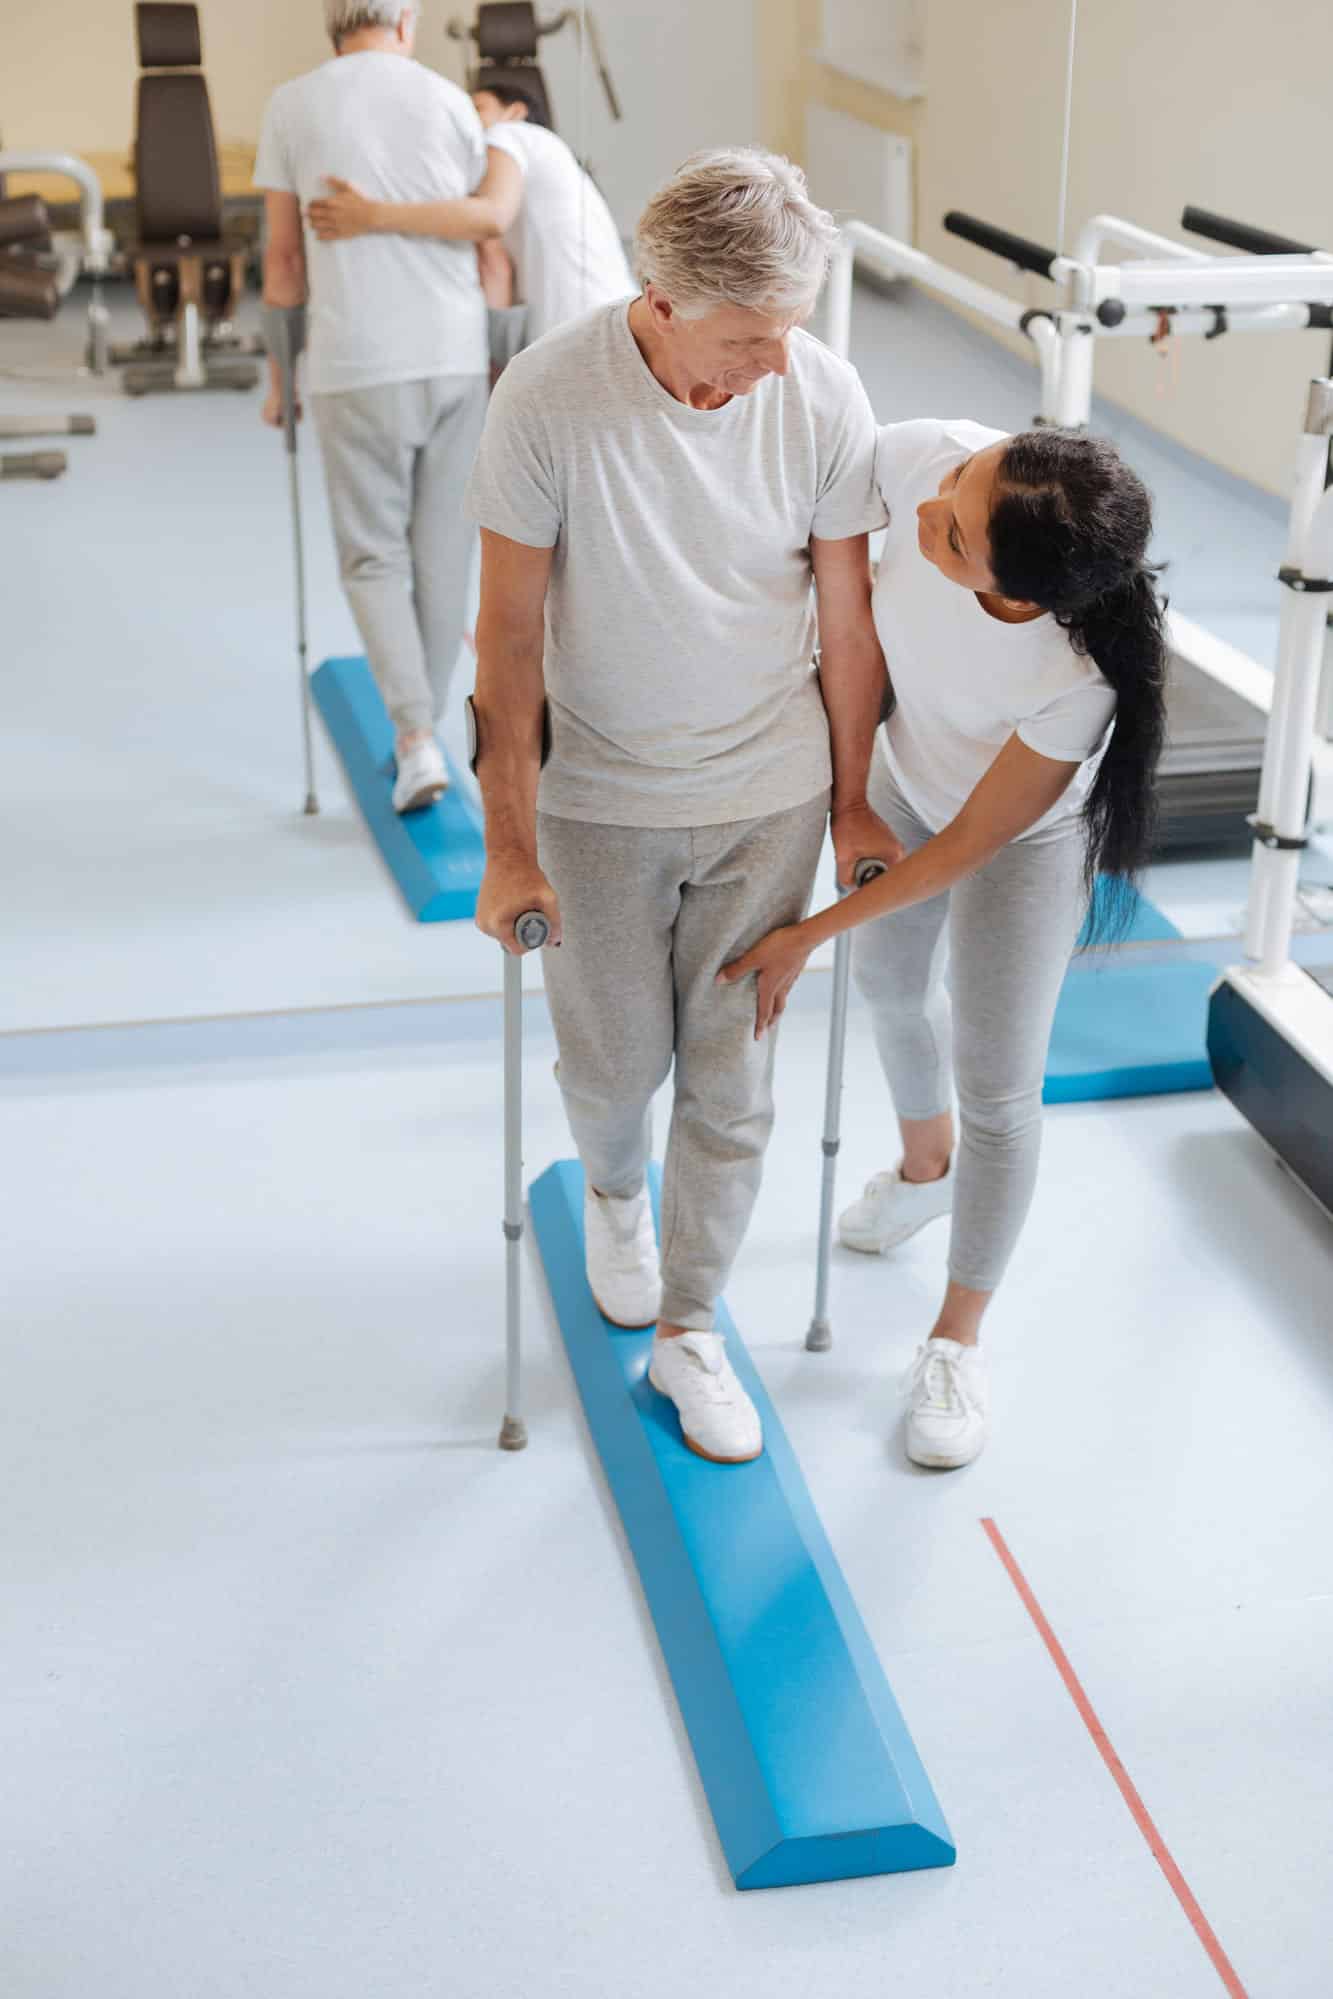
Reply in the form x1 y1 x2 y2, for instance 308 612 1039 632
261 302 308 366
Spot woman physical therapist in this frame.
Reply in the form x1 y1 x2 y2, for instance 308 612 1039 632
722 422 1168 1472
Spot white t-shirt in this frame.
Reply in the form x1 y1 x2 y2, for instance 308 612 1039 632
482 122 633 342
467 303 888 828
873 419 1117 837
254 53 488 393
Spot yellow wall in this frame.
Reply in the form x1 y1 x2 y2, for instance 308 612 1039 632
762 0 1333 497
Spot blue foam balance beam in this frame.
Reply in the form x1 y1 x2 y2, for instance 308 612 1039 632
310 656 485 923
529 1159 956 1891
1045 958 1218 1102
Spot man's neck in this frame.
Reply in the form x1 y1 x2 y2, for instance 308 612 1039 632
626 297 731 412
335 29 404 57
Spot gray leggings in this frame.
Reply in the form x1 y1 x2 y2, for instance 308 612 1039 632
313 374 489 737
852 756 1088 1292
538 795 830 1329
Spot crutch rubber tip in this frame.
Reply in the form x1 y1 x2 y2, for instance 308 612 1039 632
805 1319 832 1354
303 793 320 816
498 1415 529 1451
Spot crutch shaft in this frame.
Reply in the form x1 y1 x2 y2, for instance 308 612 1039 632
499 910 551 1451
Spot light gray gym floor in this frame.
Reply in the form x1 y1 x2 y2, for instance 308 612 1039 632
3 278 1332 1996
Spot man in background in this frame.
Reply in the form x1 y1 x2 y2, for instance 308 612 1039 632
256 0 489 813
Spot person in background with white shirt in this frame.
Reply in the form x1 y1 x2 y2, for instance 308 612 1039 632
256 0 490 814
307 79 634 349
722 423 1168 1472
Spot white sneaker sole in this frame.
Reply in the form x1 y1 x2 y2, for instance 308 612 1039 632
840 1206 952 1256
646 1362 763 1464
394 779 447 815
906 1425 988 1471
591 1288 659 1331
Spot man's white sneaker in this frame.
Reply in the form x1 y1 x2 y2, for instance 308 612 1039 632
903 1338 989 1469
584 1186 661 1329
392 739 448 814
648 1332 763 1464
839 1159 954 1255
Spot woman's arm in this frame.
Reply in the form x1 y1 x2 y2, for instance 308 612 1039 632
306 149 524 244
720 734 1082 1034
811 532 904 884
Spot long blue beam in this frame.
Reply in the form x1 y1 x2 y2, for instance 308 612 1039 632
529 1158 956 1890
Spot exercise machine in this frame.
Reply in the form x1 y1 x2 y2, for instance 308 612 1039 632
1208 376 1333 1217
0 150 113 374
826 204 1333 853
445 2 622 131
111 3 260 395
0 192 98 479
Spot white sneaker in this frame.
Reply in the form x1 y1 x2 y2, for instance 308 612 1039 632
839 1159 954 1255
392 739 448 814
648 1332 763 1464
584 1186 661 1329
903 1338 989 1469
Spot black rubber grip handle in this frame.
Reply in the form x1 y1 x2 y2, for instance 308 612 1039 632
1181 207 1316 258
853 859 888 887
514 911 551 952
944 211 1059 279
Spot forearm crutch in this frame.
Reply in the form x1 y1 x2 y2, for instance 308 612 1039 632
267 305 319 817
500 910 553 1450
807 859 887 1354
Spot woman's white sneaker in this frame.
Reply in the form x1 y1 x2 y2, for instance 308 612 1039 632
647 1332 763 1464
903 1338 989 1469
584 1186 661 1329
839 1159 954 1255
392 739 448 813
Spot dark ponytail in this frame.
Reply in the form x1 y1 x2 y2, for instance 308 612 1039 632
987 430 1169 935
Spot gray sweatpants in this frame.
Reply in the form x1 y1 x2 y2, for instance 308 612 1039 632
852 755 1087 1292
313 374 489 737
538 794 830 1329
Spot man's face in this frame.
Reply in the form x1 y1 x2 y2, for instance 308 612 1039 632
473 91 527 129
646 291 811 400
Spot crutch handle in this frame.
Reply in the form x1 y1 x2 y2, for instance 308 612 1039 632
514 911 551 953
853 858 889 887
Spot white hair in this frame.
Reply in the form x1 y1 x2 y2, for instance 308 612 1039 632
633 148 837 320
324 0 414 45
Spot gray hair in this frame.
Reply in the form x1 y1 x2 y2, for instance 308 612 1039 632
633 148 837 320
324 0 414 44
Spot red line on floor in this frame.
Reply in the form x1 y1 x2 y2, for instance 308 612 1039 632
980 1516 1248 1999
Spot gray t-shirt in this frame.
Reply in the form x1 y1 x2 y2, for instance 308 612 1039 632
467 301 887 827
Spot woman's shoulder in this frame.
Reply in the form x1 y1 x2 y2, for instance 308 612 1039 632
875 418 1007 505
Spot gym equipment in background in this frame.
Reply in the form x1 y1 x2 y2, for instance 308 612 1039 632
1208 377 1333 1217
112 3 261 396
273 313 319 816
529 1159 955 1889
826 205 1333 856
446 2 622 131
0 151 113 375
0 193 97 480
498 909 552 1451
807 857 887 1354
311 658 485 921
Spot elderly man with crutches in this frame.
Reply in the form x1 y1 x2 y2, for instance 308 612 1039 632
256 0 491 814
469 149 900 1465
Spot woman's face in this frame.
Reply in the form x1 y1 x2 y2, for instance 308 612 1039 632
915 441 1008 593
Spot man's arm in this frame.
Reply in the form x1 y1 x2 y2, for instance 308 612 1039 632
472 529 563 953
307 150 524 245
811 532 901 884
261 190 308 425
